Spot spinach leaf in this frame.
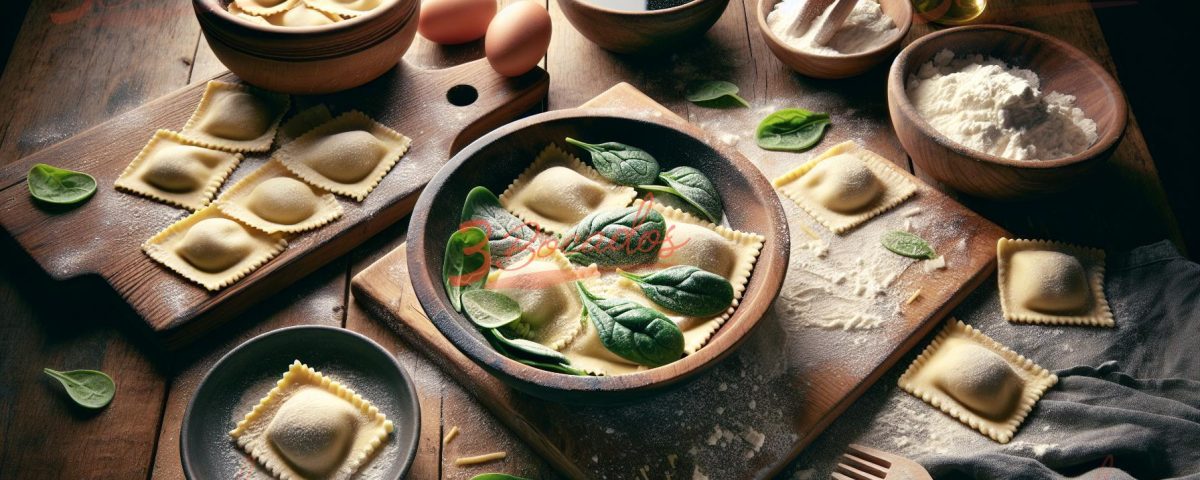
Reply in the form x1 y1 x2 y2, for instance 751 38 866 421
684 80 750 108
881 231 937 260
620 266 734 317
515 359 587 376
460 186 537 268
755 108 831 152
560 206 666 267
576 282 684 367
484 328 570 364
43 368 115 409
462 290 521 328
443 227 490 312
28 163 97 205
564 137 659 186
640 166 723 224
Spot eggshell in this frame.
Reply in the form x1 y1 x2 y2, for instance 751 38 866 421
485 1 552 77
419 0 497 45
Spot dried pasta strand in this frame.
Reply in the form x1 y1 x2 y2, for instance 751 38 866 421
454 452 507 466
442 425 460 446
906 288 923 305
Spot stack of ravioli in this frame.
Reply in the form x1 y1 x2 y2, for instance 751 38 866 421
225 0 394 27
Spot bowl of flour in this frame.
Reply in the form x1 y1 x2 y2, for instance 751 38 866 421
757 0 912 78
887 25 1128 199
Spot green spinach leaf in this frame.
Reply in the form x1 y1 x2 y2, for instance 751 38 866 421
755 108 831 152
514 359 587 376
561 206 666 267
640 166 723 223
462 290 522 328
684 80 750 108
485 328 570 364
443 227 490 312
43 368 115 409
460 186 537 268
28 164 97 205
881 231 937 260
620 266 734 317
564 137 659 186
576 282 684 367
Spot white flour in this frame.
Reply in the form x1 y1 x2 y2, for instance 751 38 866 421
907 49 1099 161
767 0 897 55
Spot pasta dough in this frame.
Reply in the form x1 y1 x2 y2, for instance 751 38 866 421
773 141 917 234
115 130 243 210
997 238 1113 327
276 104 333 145
229 1 342 27
215 159 343 233
276 111 411 201
181 81 290 153
485 250 587 350
230 361 394 480
143 205 287 291
234 0 301 16
899 319 1057 443
500 144 636 235
304 0 391 17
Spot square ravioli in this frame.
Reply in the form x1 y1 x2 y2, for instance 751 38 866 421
899 319 1058 443
143 205 287 291
499 144 637 235
276 104 333 145
276 111 411 201
115 130 243 210
304 0 388 17
230 1 343 27
215 159 343 234
233 0 301 16
230 361 394 480
772 141 917 234
997 238 1114 327
181 80 290 153
484 250 588 350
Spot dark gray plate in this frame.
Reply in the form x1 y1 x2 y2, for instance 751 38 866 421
181 325 420 479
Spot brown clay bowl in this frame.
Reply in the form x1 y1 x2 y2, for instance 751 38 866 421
888 25 1128 199
556 0 730 55
756 0 912 78
407 110 789 404
193 0 418 94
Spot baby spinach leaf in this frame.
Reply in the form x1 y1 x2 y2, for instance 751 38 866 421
443 227 490 312
640 166 723 224
620 266 734 317
564 137 659 186
755 108 831 152
462 290 521 329
515 359 587 376
881 231 937 260
27 163 97 205
561 206 666 267
43 368 115 409
460 186 537 268
485 328 569 364
684 80 750 108
576 282 684 367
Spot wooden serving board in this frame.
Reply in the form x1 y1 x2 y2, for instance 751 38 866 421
0 59 548 349
351 83 1009 479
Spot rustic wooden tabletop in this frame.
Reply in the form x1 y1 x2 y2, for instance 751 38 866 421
0 0 1188 479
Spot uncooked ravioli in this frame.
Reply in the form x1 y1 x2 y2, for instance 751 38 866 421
176 217 255 273
215 159 343 234
265 388 358 477
659 222 737 277
798 153 883 213
485 251 585 350
181 81 290 152
234 0 301 15
115 130 243 210
931 340 1024 420
143 205 287 291
499 144 636 234
522 166 607 223
276 111 411 201
997 238 1114 326
305 0 389 16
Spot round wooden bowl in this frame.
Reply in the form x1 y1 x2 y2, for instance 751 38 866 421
192 0 418 94
887 25 1128 199
407 110 790 404
556 0 730 55
755 0 912 79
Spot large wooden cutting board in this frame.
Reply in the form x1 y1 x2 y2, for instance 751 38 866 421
351 83 1009 479
0 59 547 349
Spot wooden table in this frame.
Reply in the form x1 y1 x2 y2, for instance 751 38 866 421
0 1 1185 479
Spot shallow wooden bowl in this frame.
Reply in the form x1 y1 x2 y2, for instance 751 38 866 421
193 0 418 94
407 110 790 404
556 0 730 55
756 0 912 78
888 25 1128 199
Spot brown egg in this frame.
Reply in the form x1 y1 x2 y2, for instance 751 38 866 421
485 1 552 77
418 0 497 45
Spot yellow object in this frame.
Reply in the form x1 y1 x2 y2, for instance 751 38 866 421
912 0 987 25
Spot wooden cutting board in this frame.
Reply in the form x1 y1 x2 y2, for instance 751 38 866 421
0 59 548 349
352 83 1009 479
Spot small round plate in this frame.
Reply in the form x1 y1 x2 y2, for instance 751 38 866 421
181 325 420 479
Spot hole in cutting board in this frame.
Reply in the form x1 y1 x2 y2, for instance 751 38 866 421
447 85 478 107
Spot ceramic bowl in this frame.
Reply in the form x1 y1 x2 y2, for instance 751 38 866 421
756 0 913 78
556 0 730 55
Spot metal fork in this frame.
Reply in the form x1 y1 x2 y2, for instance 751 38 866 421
833 444 932 480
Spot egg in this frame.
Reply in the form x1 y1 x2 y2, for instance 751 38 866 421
419 0 497 45
485 1 552 77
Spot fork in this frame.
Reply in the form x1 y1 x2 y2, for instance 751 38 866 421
832 444 932 480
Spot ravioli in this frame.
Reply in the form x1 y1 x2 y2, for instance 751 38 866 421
216 159 343 233
485 250 588 350
304 0 390 17
773 141 917 234
115 130 243 210
276 111 411 201
229 1 342 26
233 0 301 16
143 205 287 291
499 144 637 235
997 238 1113 327
560 318 646 376
276 104 333 145
899 319 1057 443
181 81 290 153
230 361 394 480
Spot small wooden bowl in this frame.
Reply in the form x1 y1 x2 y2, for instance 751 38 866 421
756 0 912 78
556 0 730 55
407 110 790 404
193 0 419 94
887 25 1128 199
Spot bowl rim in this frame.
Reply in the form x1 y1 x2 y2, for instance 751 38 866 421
754 0 914 62
194 0 414 35
560 0 726 17
888 24 1129 169
407 109 790 395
